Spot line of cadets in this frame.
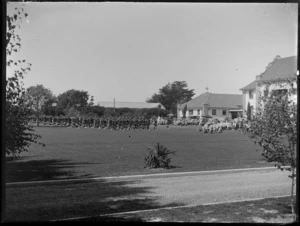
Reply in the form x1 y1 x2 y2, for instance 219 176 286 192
29 116 158 130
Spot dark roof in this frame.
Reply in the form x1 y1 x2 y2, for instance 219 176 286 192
97 101 166 109
259 56 297 81
240 80 256 91
180 93 243 109
181 92 210 108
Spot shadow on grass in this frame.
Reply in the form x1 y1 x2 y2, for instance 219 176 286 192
72 215 145 222
5 158 95 182
167 165 182 169
6 179 185 222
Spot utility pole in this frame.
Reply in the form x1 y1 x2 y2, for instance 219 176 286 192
113 98 115 113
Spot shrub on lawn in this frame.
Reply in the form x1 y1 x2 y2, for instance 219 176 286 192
144 143 176 169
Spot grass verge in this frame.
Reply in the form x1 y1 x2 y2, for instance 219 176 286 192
73 196 294 223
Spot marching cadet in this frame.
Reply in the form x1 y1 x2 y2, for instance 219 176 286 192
111 117 116 130
108 117 112 130
103 117 107 129
102 117 106 129
126 117 130 130
120 117 125 130
137 118 141 130
98 117 102 129
147 118 151 130
128 117 133 130
154 116 158 130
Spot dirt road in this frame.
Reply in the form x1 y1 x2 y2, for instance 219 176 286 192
6 167 292 221
102 167 291 207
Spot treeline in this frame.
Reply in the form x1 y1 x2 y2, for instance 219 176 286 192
25 85 169 120
43 106 169 118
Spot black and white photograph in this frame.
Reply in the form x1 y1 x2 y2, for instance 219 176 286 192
3 0 298 223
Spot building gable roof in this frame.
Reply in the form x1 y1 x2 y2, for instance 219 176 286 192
240 80 256 91
97 101 165 109
259 56 297 81
180 93 242 109
181 92 210 108
207 93 243 108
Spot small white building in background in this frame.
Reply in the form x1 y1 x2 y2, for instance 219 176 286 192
97 101 166 109
240 55 297 117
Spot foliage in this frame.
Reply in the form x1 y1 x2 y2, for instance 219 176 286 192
6 6 44 157
246 101 251 120
40 97 62 116
100 107 169 118
81 105 105 117
144 143 176 168
57 89 89 115
147 81 195 115
25 84 55 125
64 106 81 117
102 108 120 117
136 108 169 118
223 116 230 122
243 78 297 217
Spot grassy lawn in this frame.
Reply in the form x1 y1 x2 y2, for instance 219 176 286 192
6 125 271 182
84 196 293 223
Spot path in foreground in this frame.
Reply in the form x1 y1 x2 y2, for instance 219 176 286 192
5 168 291 222
103 167 291 207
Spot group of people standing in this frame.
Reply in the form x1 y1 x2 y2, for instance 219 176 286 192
29 115 158 130
199 117 249 134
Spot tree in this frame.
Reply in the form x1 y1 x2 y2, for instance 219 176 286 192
243 78 297 219
41 96 60 116
246 101 251 120
25 84 54 126
182 104 187 118
57 89 89 115
6 6 44 157
147 81 195 115
81 105 105 117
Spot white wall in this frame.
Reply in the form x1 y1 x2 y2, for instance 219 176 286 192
208 108 229 119
178 108 202 118
178 110 183 117
259 81 297 105
243 90 257 115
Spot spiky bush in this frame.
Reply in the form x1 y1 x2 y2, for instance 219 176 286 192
144 143 176 169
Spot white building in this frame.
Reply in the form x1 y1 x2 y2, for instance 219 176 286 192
177 92 243 120
240 81 257 116
240 55 297 117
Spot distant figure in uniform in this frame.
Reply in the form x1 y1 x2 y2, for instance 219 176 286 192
197 123 202 132
154 117 158 130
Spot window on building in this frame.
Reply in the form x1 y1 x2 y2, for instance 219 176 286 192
212 109 216 115
271 89 288 97
264 89 269 97
189 110 193 116
222 109 226 115
197 109 200 115
249 90 253 99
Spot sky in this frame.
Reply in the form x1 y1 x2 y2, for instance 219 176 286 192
7 2 298 104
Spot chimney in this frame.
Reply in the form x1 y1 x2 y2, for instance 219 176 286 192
256 75 261 81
